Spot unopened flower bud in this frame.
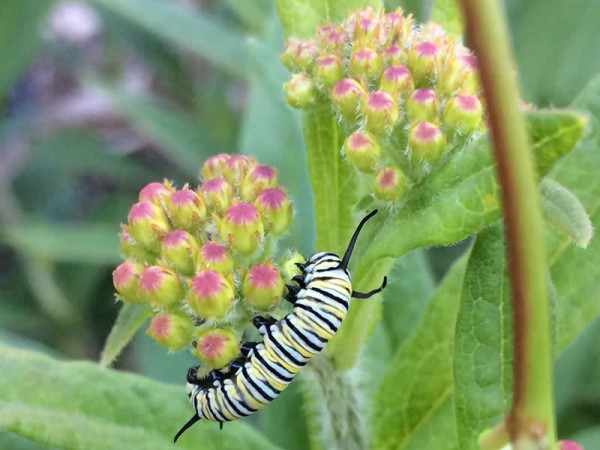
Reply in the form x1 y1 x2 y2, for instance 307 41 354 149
407 41 440 86
160 230 198 276
202 153 230 180
363 91 399 135
139 265 184 309
148 312 195 351
224 154 254 184
379 66 413 97
241 165 278 201
353 16 379 46
284 73 317 109
255 188 293 236
280 37 303 71
332 78 366 120
126 201 170 250
195 328 239 369
349 47 383 81
242 263 285 310
315 54 344 88
281 251 305 280
187 270 234 318
198 242 233 274
438 52 479 95
343 131 381 173
386 9 413 43
374 167 408 202
139 181 173 205
295 41 319 72
316 24 347 51
558 441 582 450
408 122 447 164
383 44 403 66
119 230 157 263
113 261 145 304
202 177 233 214
443 93 483 136
166 189 207 231
406 88 438 122
220 202 264 255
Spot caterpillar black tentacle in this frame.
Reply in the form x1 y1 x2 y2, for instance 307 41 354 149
174 210 386 443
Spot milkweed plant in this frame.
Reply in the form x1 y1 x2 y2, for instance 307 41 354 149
2 1 600 450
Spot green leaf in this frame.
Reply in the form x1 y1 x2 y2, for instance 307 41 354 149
100 303 152 367
86 0 250 78
372 255 468 450
0 344 281 450
431 0 463 38
540 178 593 248
275 0 383 38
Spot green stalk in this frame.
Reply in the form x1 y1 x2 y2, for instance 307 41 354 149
457 1 556 448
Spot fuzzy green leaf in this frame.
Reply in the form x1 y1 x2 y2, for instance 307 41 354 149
372 255 468 450
0 344 281 450
100 303 152 367
431 0 463 38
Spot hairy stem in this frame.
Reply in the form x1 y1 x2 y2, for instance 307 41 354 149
458 1 556 448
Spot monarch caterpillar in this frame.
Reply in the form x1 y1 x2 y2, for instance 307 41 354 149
174 210 387 442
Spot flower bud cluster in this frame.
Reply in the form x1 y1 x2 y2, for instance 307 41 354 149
113 155 296 370
281 7 485 204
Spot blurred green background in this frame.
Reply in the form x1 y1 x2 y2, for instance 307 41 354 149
1 0 599 446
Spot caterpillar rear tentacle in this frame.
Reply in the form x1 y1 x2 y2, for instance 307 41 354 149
174 210 386 443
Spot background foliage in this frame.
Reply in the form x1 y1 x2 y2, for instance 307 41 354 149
1 0 600 448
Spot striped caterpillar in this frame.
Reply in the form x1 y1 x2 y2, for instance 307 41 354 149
174 210 387 442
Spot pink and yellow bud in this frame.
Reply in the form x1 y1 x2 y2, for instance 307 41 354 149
148 312 195 351
408 122 447 164
224 154 254 184
343 131 381 173
558 441 582 450
242 263 285 311
126 201 170 250
443 93 483 136
379 66 413 97
284 73 317 109
202 177 233 214
363 91 399 135
315 54 343 88
113 261 145 304
187 270 234 318
438 52 479 95
198 242 233 275
295 41 319 72
241 165 278 201
119 230 156 263
383 44 404 66
166 189 207 231
220 202 264 255
280 37 303 71
160 230 198 276
332 78 366 120
353 16 380 46
138 181 173 205
406 88 438 122
407 40 440 86
316 24 346 51
349 47 383 81
374 166 408 202
195 328 239 369
139 265 184 309
201 153 230 180
255 188 293 236
385 8 413 43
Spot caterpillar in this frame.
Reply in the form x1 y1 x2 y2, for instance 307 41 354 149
174 210 387 442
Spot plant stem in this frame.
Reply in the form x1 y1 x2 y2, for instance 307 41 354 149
457 1 556 448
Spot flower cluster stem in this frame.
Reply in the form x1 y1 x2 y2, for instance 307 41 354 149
458 1 557 448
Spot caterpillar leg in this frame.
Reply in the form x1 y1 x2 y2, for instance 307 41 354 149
352 276 388 299
252 315 277 336
285 284 300 304
186 366 201 384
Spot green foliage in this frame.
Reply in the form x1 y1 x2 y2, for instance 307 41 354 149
100 304 152 367
431 0 463 37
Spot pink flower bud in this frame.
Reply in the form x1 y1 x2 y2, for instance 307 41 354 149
119 230 157 263
379 66 414 97
294 41 319 72
407 41 440 86
362 91 399 135
408 122 447 164
187 270 234 318
383 44 404 67
443 93 483 136
195 328 239 369
202 177 233 214
315 54 344 88
343 131 381 173
224 154 255 184
385 8 413 43
147 312 195 351
139 265 184 309
284 73 317 109
255 188 293 236
126 201 170 250
113 261 145 304
242 263 285 311
138 181 173 205
438 51 479 95
241 164 278 201
332 78 366 121
160 230 198 276
280 37 303 71
197 242 233 274
406 88 438 122
349 47 383 82
374 166 408 202
165 189 207 231
558 440 583 450
201 153 230 180
353 16 380 46
220 202 264 255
